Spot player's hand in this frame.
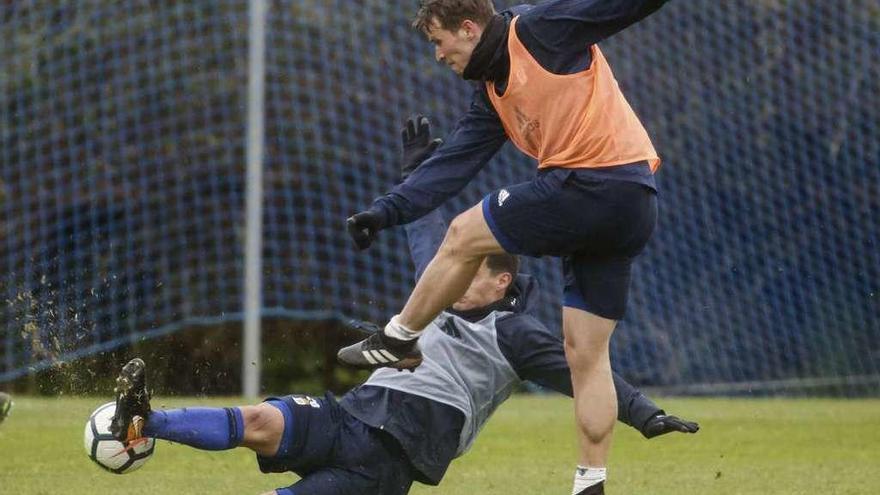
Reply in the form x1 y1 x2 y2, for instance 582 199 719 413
401 114 442 180
346 209 386 250
642 413 700 439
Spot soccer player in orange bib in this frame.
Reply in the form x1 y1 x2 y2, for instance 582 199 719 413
340 2 671 493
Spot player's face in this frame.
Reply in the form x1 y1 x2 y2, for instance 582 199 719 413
425 18 482 77
452 261 511 311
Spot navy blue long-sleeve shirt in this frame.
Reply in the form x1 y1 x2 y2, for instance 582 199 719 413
371 0 668 227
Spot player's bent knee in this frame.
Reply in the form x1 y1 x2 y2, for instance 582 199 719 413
563 334 609 356
563 326 612 374
240 403 284 456
241 403 282 434
442 217 471 250
440 208 499 260
562 309 615 350
565 344 610 373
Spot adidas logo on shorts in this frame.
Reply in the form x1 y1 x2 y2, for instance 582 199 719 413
498 189 510 206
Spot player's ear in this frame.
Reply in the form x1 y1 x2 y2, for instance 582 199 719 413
460 19 479 40
497 272 513 291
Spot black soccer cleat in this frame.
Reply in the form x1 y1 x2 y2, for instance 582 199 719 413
576 481 605 495
109 358 152 443
337 331 423 371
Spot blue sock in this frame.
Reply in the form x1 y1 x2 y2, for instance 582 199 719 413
143 407 245 450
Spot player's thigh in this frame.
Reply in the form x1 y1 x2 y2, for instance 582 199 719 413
332 412 415 495
482 169 587 256
286 429 414 495
441 201 505 257
255 394 339 474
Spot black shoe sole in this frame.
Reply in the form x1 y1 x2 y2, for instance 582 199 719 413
336 353 422 371
110 358 148 442
115 358 145 398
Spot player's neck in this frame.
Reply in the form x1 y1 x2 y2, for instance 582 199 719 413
462 14 509 83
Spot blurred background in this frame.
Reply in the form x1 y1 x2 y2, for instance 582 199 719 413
1 0 878 398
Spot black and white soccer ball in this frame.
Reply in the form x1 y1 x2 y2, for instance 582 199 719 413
83 401 155 474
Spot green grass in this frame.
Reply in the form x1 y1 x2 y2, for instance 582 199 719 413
1 396 878 494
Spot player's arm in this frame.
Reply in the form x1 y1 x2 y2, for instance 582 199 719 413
356 113 452 279
517 0 670 50
496 312 698 438
378 89 507 227
346 89 508 249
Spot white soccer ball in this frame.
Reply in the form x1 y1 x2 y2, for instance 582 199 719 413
83 401 155 474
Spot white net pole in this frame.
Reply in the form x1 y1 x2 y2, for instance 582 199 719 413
243 0 267 399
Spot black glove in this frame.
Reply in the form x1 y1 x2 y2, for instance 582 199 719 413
642 413 700 439
346 209 387 250
400 114 442 180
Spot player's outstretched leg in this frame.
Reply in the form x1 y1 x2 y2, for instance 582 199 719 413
337 329 422 371
110 358 152 443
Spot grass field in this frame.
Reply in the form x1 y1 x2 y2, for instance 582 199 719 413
1 396 878 494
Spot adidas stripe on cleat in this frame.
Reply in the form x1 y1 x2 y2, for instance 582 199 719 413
361 348 402 365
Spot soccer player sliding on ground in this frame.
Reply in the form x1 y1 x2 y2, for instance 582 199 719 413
108 117 696 495
109 278 694 494
339 2 672 493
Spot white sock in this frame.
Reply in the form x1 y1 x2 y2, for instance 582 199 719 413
383 314 422 341
572 466 606 494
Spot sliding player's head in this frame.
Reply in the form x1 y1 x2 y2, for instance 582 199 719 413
413 0 496 77
452 253 519 311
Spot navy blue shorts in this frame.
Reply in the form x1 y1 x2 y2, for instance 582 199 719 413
256 393 414 495
483 167 657 320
